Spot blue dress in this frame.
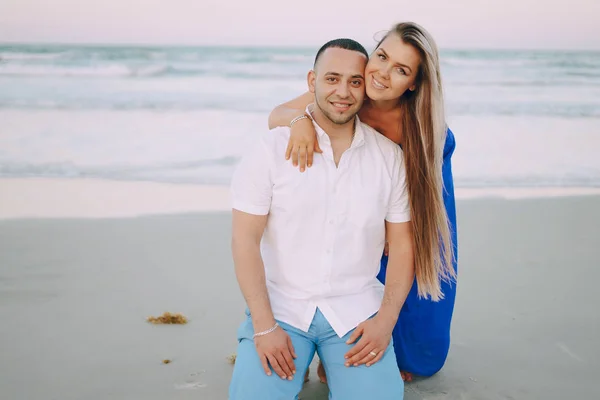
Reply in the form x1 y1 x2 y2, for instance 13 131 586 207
376 128 458 376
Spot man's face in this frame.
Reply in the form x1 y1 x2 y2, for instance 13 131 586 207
308 47 367 125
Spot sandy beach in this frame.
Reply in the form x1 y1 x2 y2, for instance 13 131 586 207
1 179 599 399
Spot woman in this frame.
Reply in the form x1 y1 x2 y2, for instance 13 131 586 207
267 22 458 382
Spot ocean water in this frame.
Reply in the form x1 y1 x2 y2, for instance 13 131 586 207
1 44 599 188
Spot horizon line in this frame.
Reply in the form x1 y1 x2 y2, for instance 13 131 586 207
1 41 599 53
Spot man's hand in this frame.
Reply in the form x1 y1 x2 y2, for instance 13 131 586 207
344 315 396 367
254 327 298 380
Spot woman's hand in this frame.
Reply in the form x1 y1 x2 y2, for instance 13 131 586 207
285 117 322 172
343 315 395 368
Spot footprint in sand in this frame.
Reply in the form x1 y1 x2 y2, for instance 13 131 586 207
174 371 208 390
174 382 208 390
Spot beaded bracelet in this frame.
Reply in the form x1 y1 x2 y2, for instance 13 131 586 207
289 114 309 127
253 322 279 339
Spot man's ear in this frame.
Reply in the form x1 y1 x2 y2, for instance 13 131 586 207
308 70 316 93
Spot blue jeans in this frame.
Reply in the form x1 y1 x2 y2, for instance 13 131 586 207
229 308 404 399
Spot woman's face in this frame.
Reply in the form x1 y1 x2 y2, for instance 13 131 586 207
365 33 421 102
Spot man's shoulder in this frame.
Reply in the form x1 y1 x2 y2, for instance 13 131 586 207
268 126 292 138
254 126 291 153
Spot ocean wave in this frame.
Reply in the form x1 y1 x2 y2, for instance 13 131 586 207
0 51 67 61
0 98 275 112
2 45 597 83
2 160 600 188
442 50 600 64
3 60 597 82
1 98 598 118
455 177 600 189
270 54 313 63
0 63 207 78
565 70 600 78
447 102 600 118
1 44 599 119
447 79 600 87
0 64 136 78
442 57 535 68
0 62 306 79
0 157 241 184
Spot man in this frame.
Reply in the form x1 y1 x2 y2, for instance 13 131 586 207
229 38 414 399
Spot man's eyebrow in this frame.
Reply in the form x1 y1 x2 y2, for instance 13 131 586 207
324 72 365 79
379 48 413 73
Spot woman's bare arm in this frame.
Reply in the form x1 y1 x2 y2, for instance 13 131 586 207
268 92 321 171
267 92 314 129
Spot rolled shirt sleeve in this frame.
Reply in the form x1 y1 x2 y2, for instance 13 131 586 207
230 133 274 216
386 146 411 223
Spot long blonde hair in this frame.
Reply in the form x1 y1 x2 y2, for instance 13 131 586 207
378 22 456 301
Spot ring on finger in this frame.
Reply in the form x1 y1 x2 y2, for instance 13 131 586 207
369 351 378 357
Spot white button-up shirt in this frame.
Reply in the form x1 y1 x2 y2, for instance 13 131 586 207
231 114 410 337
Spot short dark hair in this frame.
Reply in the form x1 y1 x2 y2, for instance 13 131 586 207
313 38 368 68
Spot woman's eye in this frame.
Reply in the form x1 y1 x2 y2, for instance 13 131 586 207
378 54 386 60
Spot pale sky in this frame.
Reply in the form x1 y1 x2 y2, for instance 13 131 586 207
1 0 599 49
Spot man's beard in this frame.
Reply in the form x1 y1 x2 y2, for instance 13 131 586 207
315 96 357 125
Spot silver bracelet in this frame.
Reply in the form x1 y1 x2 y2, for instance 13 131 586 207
253 322 279 339
289 114 309 127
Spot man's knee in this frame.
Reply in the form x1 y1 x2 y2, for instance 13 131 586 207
229 329 320 400
324 342 404 399
328 366 404 399
229 339 305 399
